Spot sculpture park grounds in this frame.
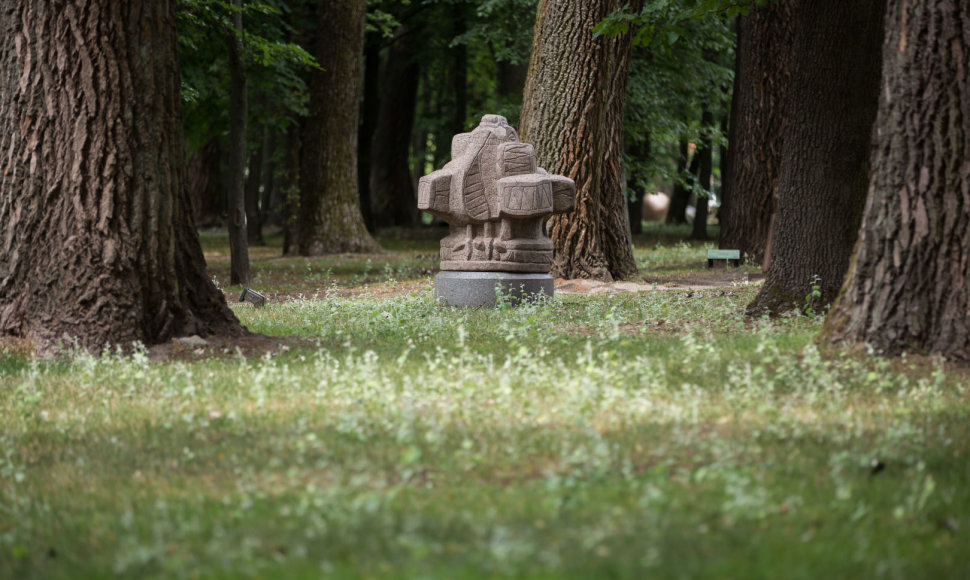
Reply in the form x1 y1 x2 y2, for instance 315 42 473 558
2 226 968 579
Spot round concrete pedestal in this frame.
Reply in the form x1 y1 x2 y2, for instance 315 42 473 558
434 271 554 307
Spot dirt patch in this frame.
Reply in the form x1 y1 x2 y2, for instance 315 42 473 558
556 271 763 295
147 333 320 362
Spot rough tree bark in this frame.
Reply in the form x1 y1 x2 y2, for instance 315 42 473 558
299 0 380 255
821 0 970 360
0 1 242 353
227 0 250 284
369 25 420 229
748 0 886 314
718 0 794 265
518 0 638 281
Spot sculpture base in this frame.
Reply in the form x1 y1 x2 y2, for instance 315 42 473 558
434 271 554 307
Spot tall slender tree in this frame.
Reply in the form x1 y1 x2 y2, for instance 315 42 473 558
0 0 242 352
519 0 638 281
299 0 379 254
748 0 886 314
227 0 251 284
358 30 382 233
821 0 970 360
368 25 421 229
690 107 714 241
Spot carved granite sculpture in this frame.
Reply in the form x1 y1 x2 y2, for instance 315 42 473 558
418 114 575 273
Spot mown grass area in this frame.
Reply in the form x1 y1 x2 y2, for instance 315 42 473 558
2 226 968 579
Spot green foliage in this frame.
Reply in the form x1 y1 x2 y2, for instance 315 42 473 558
803 274 823 317
595 0 773 43
621 1 734 202
177 0 318 150
452 0 538 66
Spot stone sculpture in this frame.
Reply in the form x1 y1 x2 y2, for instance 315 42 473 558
418 114 575 305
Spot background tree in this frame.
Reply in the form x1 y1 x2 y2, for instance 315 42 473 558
747 0 885 315
370 0 538 230
227 0 251 284
178 0 316 243
368 23 421 229
605 1 734 234
821 0 970 360
690 106 714 240
718 0 794 266
0 0 242 352
299 0 380 254
519 0 639 281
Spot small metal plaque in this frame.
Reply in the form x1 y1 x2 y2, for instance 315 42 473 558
239 288 266 308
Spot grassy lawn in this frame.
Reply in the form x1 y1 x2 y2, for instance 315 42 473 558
2 225 968 578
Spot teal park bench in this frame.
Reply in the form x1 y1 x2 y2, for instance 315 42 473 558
707 249 742 268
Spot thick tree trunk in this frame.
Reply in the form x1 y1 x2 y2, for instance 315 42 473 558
0 1 242 353
227 0 250 284
821 0 970 360
718 0 794 264
299 0 380 255
369 26 420 229
748 0 885 315
518 0 638 281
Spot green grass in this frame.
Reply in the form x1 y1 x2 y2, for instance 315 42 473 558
1 226 968 579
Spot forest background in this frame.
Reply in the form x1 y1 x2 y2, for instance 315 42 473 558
178 0 733 266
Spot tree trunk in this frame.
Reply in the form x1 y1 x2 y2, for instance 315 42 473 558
666 139 694 225
691 107 714 241
0 0 242 353
281 123 302 256
186 137 223 228
717 114 729 226
747 0 886 315
357 30 381 233
518 0 638 281
821 0 970 360
498 60 529 102
718 0 794 264
299 0 380 255
627 136 650 235
260 127 280 228
244 126 264 246
452 5 469 135
227 0 250 284
369 26 420 229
